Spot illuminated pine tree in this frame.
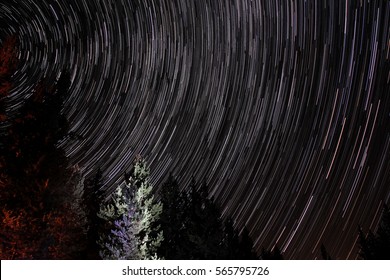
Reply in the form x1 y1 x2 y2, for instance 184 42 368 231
98 157 163 259
98 180 137 259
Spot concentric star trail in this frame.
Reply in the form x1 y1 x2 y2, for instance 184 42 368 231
1 0 389 259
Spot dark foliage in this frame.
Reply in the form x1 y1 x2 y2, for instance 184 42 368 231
159 175 259 260
320 244 332 260
158 174 189 259
261 245 284 260
83 168 105 259
238 227 259 259
358 204 390 260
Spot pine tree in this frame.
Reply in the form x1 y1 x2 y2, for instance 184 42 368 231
220 218 241 259
220 219 260 259
321 244 332 260
358 204 390 259
84 169 105 259
159 175 259 259
260 245 283 260
44 167 88 259
98 157 163 259
159 174 189 259
98 179 138 259
180 179 225 259
235 227 258 259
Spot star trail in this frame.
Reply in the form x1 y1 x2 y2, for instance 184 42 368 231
1 0 389 259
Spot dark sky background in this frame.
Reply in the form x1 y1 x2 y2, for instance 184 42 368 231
1 0 389 259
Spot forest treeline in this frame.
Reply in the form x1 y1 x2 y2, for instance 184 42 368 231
1 38 389 260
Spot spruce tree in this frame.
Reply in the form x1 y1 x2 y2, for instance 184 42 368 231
98 180 138 259
261 244 283 260
236 227 259 259
220 218 241 259
320 244 332 260
358 204 390 259
159 174 194 259
84 169 105 259
180 179 225 259
159 175 179 258
159 175 259 259
98 157 163 259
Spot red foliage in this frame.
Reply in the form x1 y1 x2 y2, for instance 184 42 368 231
0 35 18 122
0 81 12 98
0 209 40 259
0 36 18 79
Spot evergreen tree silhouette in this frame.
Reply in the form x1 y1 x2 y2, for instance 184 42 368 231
220 218 241 259
261 245 284 260
237 227 259 259
358 204 390 259
181 179 225 259
158 174 189 259
159 175 259 259
83 168 105 259
321 244 332 260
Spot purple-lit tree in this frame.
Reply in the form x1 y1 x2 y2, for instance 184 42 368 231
98 158 163 259
98 180 138 259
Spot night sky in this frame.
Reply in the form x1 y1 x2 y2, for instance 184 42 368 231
1 0 390 259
